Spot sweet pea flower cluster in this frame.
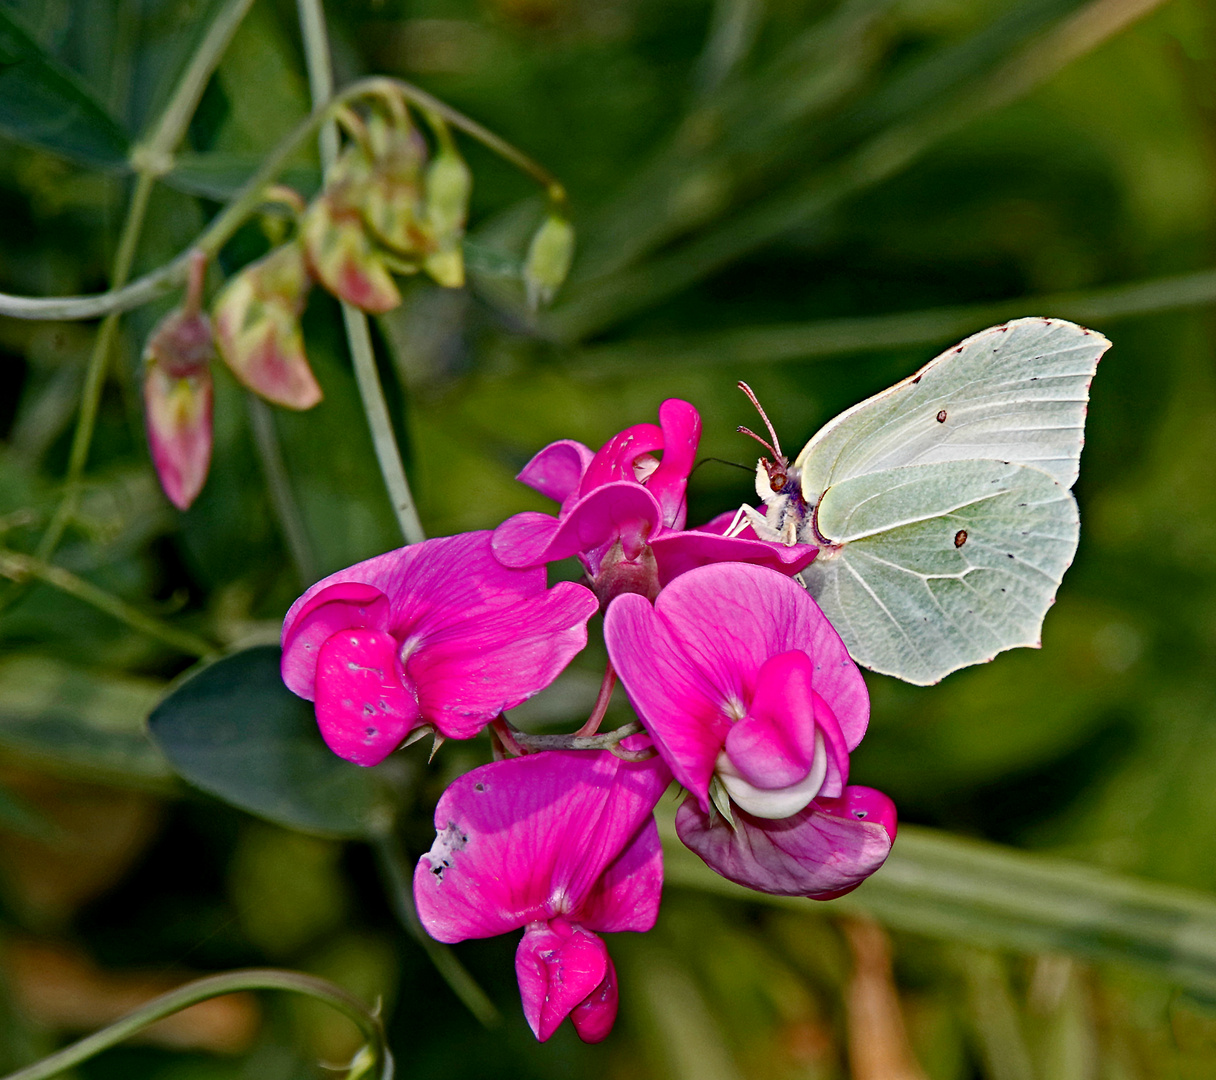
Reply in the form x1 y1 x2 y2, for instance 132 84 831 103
281 399 897 1043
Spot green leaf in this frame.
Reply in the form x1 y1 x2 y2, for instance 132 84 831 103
664 821 1216 1000
0 655 171 784
148 646 404 839
0 7 130 169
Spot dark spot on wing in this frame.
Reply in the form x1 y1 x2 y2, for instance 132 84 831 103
936 409 947 423
954 530 968 547
911 375 922 385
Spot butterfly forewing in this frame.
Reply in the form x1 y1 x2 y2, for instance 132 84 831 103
794 317 1110 499
802 459 1080 685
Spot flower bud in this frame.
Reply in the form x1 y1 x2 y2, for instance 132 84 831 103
362 110 430 259
213 243 323 410
523 213 574 309
144 362 213 511
302 193 401 313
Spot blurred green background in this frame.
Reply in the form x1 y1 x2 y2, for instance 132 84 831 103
3 0 1216 1075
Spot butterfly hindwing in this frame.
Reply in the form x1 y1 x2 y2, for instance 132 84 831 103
801 459 1080 685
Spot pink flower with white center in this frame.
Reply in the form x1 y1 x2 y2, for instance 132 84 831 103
604 562 896 898
281 531 598 766
493 401 818 604
415 749 670 1042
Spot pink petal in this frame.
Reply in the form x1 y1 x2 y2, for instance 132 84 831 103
516 921 613 1042
516 439 594 510
646 399 701 529
675 786 896 898
281 582 390 700
414 750 669 943
282 533 598 740
491 512 563 569
570 952 619 1044
650 530 818 587
724 651 818 790
580 423 663 495
578 814 664 933
623 563 870 753
604 592 732 803
410 578 597 739
493 484 664 572
314 628 422 766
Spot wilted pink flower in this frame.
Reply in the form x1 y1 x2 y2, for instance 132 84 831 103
604 562 895 897
213 242 323 410
142 297 214 510
281 532 598 766
415 749 670 1042
144 363 212 511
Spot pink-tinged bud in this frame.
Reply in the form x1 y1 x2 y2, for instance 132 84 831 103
302 193 401 313
213 243 323 410
144 363 213 511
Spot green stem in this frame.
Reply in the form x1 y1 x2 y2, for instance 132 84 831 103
569 267 1216 377
33 170 156 564
246 395 319 586
296 0 426 546
28 0 256 567
138 0 258 168
0 968 393 1080
0 550 217 659
0 81 562 323
370 831 501 1028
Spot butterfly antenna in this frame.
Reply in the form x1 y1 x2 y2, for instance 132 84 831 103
736 381 784 461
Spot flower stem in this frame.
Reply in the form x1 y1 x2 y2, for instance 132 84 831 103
295 0 425 546
246 395 319 586
370 830 501 1027
0 80 561 323
500 716 645 754
33 169 156 566
575 661 617 736
24 0 257 572
0 550 217 659
0 968 392 1080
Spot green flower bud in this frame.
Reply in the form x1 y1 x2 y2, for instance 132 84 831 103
523 214 575 309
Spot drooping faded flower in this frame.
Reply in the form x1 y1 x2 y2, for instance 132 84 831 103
142 275 215 510
281 531 598 765
415 748 670 1042
605 562 895 897
212 241 323 409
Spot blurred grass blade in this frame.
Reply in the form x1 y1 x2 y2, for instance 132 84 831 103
0 8 130 170
664 823 1216 999
552 0 1169 341
0 655 170 785
569 267 1216 376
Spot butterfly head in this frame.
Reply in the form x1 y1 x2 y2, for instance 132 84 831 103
736 381 801 501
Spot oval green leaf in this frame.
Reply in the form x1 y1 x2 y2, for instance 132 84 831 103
148 646 403 839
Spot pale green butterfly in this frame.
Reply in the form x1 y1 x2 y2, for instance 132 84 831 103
735 317 1111 686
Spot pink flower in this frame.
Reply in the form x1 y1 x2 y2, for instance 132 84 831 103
414 749 670 1042
281 532 598 765
604 562 895 898
493 401 817 603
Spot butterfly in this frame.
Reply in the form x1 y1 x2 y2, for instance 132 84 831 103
735 317 1111 686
